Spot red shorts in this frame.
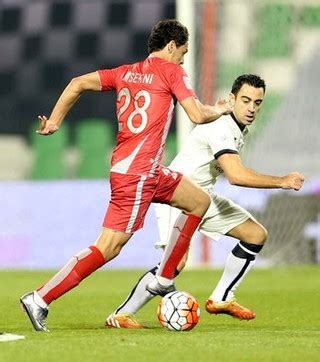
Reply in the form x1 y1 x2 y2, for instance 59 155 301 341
103 166 183 233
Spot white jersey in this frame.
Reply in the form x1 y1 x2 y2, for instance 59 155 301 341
155 113 253 248
169 113 248 189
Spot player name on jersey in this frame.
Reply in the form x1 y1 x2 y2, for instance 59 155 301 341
123 71 154 84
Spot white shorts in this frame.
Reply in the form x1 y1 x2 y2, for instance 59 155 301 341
154 191 253 248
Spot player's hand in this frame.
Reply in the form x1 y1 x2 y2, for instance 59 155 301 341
281 172 305 191
214 96 234 116
37 115 59 136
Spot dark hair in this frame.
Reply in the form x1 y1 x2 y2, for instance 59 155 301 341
231 74 266 96
148 19 189 54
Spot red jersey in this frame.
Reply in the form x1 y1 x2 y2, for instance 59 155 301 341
98 56 196 177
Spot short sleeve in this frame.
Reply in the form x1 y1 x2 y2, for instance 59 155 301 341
203 124 238 159
97 68 118 91
170 66 196 102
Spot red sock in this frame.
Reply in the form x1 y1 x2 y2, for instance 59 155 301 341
37 246 105 305
158 213 202 279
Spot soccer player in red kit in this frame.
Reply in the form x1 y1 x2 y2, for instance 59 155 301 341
20 19 233 331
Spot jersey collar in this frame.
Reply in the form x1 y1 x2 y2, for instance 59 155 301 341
230 112 246 132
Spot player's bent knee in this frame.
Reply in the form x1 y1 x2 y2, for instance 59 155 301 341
261 226 268 243
240 222 268 245
255 225 268 245
96 240 124 260
194 191 211 216
95 230 131 260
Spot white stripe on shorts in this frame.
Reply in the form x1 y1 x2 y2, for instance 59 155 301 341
125 175 147 233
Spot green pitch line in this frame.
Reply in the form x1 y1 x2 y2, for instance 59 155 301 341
0 266 319 362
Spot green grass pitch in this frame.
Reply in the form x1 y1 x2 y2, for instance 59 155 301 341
1 266 320 361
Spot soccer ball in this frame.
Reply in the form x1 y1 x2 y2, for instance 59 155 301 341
157 291 200 331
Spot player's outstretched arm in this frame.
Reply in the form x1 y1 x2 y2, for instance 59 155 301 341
218 153 305 191
37 72 101 136
180 96 234 125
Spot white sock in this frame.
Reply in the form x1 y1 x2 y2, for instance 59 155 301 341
33 291 48 309
156 275 173 286
209 252 255 302
115 268 157 315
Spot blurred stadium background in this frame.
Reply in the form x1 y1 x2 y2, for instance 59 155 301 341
0 0 320 269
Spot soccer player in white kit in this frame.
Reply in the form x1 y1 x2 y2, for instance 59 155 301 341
106 74 304 328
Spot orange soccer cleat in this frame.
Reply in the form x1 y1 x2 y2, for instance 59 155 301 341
105 313 147 329
205 299 256 320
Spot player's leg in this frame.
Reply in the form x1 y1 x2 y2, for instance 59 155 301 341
156 174 209 281
20 173 152 331
206 218 267 320
106 255 188 328
209 218 267 302
106 265 158 328
105 204 187 328
20 228 132 331
37 228 131 305
148 171 210 294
